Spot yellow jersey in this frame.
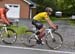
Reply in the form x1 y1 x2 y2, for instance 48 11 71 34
33 12 49 21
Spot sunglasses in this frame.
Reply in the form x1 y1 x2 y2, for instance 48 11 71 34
49 10 53 12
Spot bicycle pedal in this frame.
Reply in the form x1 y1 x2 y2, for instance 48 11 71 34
36 40 42 44
36 40 45 45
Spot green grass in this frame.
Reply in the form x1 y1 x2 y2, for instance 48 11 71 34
8 25 28 35
40 17 59 23
67 19 75 25
50 17 75 25
50 17 59 21
7 17 75 35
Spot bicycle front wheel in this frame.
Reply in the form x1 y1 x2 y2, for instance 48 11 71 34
46 32 63 50
22 30 37 47
1 28 17 44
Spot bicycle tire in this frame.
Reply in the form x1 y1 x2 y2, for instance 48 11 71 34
1 28 17 44
46 32 63 50
23 30 37 47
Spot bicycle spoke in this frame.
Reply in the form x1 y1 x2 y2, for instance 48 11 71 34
1 28 17 44
23 30 37 47
46 32 63 50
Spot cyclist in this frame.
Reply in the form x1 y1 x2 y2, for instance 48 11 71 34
32 7 57 44
0 7 11 25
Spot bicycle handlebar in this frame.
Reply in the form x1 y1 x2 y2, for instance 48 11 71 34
49 25 58 32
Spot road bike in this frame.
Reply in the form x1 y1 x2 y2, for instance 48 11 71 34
22 26 63 50
0 24 17 44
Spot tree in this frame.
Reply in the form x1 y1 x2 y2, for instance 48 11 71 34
31 0 75 16
31 0 56 13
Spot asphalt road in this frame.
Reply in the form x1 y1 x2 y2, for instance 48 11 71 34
0 19 75 54
0 45 75 54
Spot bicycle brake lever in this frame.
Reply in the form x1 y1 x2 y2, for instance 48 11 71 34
49 27 55 32
52 26 58 32
49 26 58 32
52 29 56 32
56 25 58 29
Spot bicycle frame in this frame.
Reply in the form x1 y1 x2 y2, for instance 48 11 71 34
45 28 54 39
32 25 56 40
33 28 55 40
0 24 8 33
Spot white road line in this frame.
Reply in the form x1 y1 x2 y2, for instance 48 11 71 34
0 45 74 54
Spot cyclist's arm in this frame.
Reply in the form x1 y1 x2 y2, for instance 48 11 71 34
1 13 10 25
45 17 56 29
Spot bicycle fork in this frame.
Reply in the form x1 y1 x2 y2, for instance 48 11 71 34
48 29 54 39
48 29 57 42
3 26 8 33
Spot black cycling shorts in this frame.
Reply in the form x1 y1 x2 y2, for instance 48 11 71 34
32 20 43 30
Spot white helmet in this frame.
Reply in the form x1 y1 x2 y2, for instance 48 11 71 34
45 7 53 12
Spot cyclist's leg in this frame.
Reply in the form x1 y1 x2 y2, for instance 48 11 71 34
37 27 45 44
0 19 5 26
32 20 45 39
39 28 45 39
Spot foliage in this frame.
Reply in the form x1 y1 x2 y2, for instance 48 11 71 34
31 0 56 13
32 0 75 16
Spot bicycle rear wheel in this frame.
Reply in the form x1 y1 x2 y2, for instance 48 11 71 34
1 28 17 44
22 30 37 47
46 32 63 50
